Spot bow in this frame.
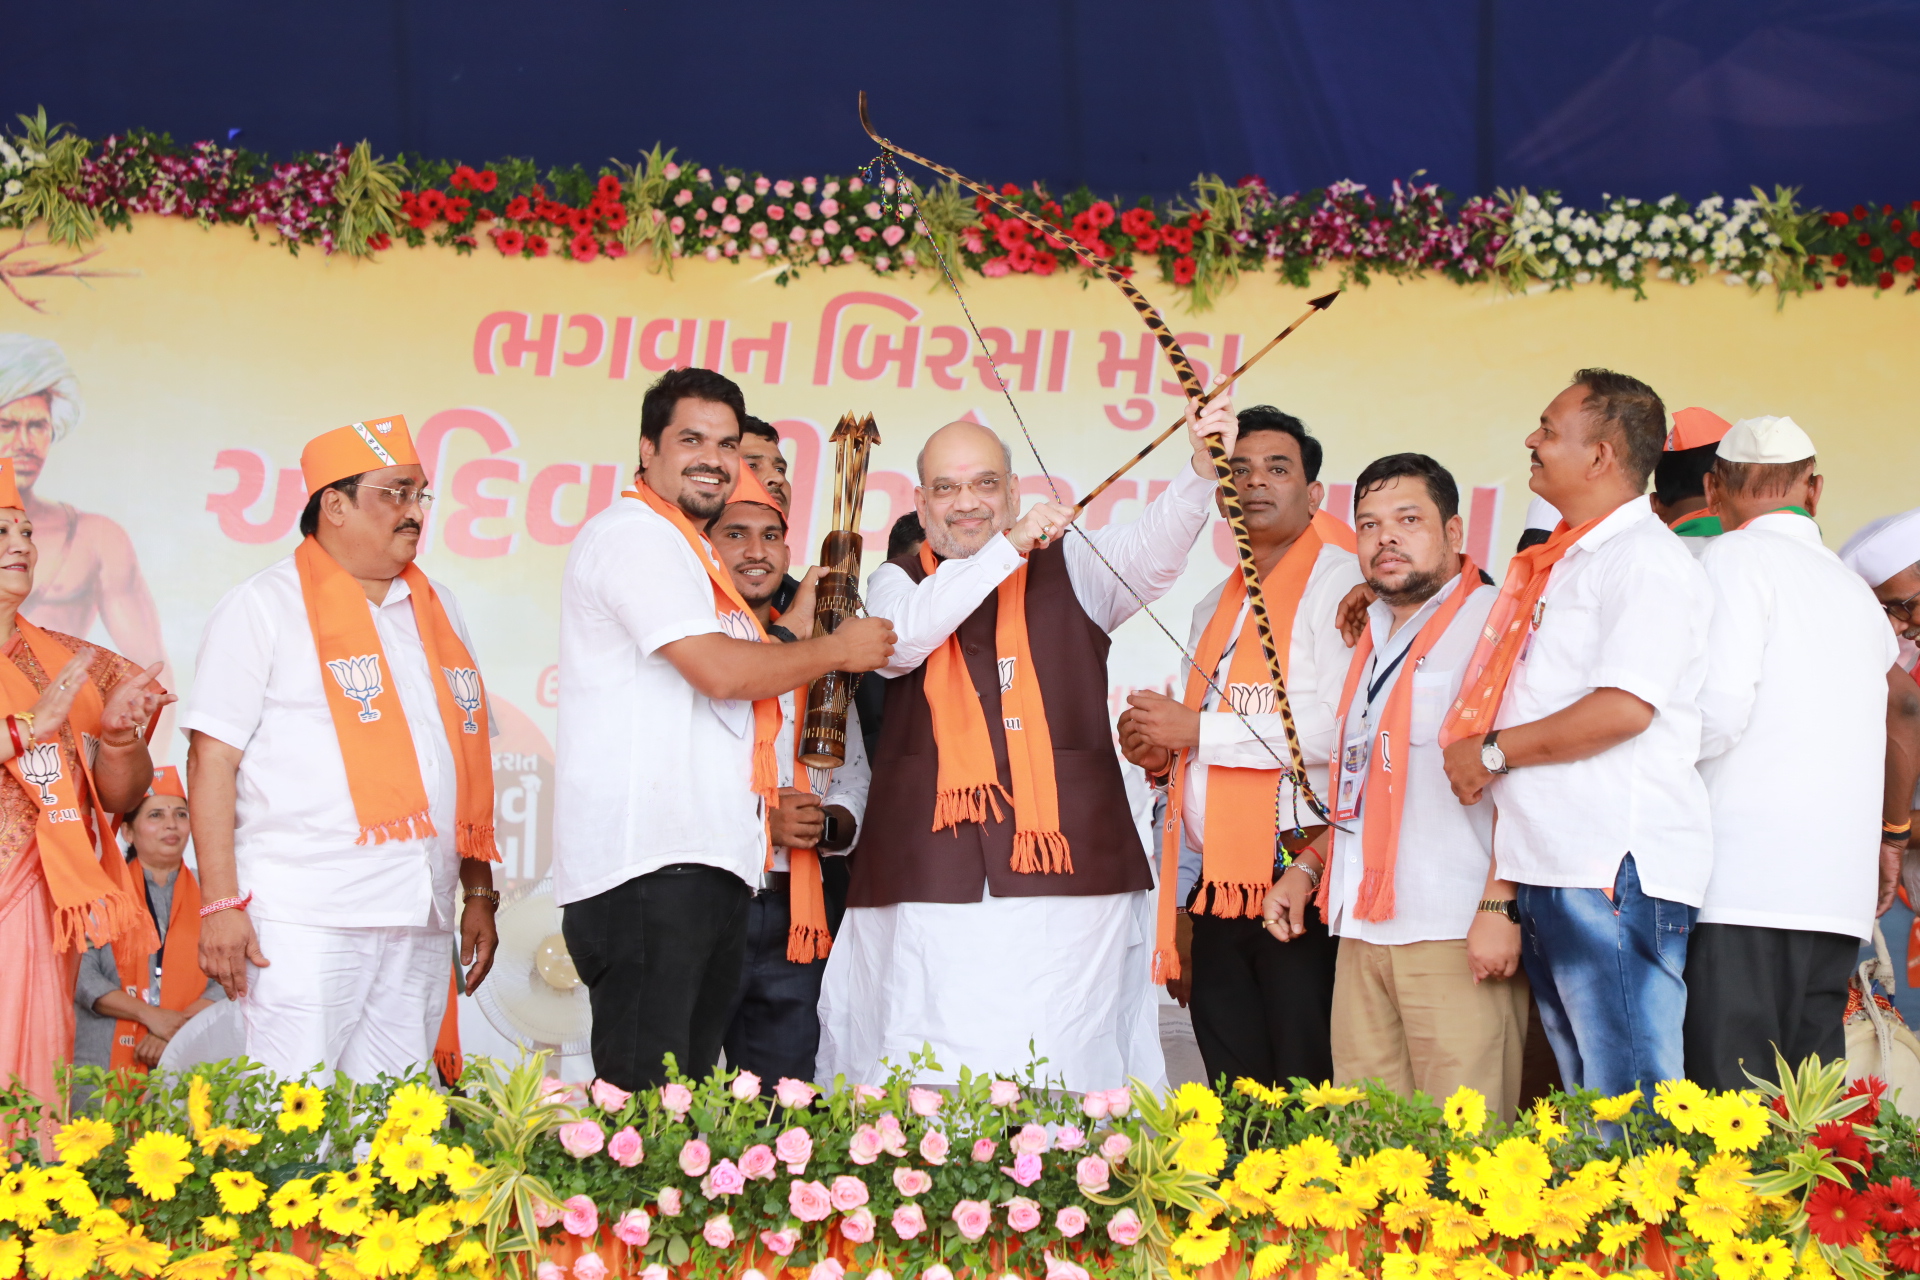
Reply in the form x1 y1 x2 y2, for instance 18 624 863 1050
859 92 1327 821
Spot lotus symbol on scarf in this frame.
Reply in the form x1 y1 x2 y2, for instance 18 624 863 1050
443 666 483 734
21 741 63 805
1227 682 1278 716
326 654 385 722
997 657 1015 693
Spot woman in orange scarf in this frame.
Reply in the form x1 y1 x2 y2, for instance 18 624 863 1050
0 457 174 1135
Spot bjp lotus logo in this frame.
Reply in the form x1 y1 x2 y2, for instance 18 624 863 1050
21 742 62 806
442 666 483 734
326 654 385 722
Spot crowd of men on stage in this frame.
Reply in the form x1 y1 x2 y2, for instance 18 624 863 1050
43 358 1920 1119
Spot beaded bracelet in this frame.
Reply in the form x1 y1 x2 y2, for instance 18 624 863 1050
198 892 253 919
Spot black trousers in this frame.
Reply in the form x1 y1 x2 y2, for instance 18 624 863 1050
1188 911 1339 1088
721 889 830 1085
1682 921 1857 1091
562 863 750 1090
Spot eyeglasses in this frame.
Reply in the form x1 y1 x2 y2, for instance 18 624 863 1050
923 474 1007 502
355 483 435 511
1884 589 1920 624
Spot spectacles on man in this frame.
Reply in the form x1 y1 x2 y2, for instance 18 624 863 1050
1884 588 1920 624
356 483 435 511
924 474 1007 502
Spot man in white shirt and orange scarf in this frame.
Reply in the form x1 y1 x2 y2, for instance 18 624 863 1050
555 368 894 1091
1120 406 1360 1089
187 415 502 1082
1440 369 1712 1097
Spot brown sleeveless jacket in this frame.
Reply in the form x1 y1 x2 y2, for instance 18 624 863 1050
847 540 1153 907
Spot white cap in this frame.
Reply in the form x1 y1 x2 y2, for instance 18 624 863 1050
1717 414 1816 465
1840 507 1920 588
1523 496 1561 531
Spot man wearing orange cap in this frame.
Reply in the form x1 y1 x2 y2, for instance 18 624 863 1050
1649 407 1732 556
183 416 501 1082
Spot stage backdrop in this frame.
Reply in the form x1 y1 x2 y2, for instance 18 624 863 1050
10 216 1920 897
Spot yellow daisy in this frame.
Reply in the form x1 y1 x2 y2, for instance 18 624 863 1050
0 1238 22 1280
1751 1238 1793 1280
162 1248 236 1280
1383 1252 1447 1280
383 1084 449 1137
198 1218 240 1243
278 1082 327 1134
1171 1122 1227 1176
97 1226 170 1277
1425 1202 1493 1254
1591 1090 1643 1124
354 1213 422 1279
377 1135 445 1194
440 1148 485 1195
444 1241 489 1276
1488 1137 1552 1188
1596 1219 1643 1255
253 1252 320 1280
1482 1183 1543 1238
197 1127 261 1157
1551 1264 1602 1280
1451 1257 1505 1280
39 1167 99 1218
1314 1189 1368 1231
1170 1224 1232 1267
1692 1153 1756 1207
1282 1134 1344 1184
319 1248 366 1280
1701 1095 1772 1154
51 1117 114 1167
1250 1244 1294 1279
185 1077 213 1137
1318 1258 1366 1280
1531 1100 1570 1145
26 1229 98 1280
334 1165 378 1195
1651 1079 1711 1133
1442 1086 1488 1136
1235 1147 1286 1195
1299 1081 1366 1110
1170 1080 1225 1125
124 1132 194 1201
268 1179 320 1230
1445 1150 1494 1205
1679 1196 1747 1244
1381 1196 1433 1233
1709 1239 1758 1280
1266 1181 1327 1229
318 1190 373 1238
209 1171 266 1216
1620 1145 1693 1223
409 1205 456 1247
1372 1147 1435 1199
84 1209 130 1242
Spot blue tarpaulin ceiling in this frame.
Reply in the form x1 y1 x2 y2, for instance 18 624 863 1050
14 0 1919 207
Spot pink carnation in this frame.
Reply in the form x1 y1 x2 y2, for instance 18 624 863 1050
739 1144 776 1180
759 1229 800 1257
919 1129 949 1165
971 1139 997 1163
1005 1198 1042 1233
1100 1133 1133 1163
989 1080 1021 1106
1055 1207 1089 1237
612 1209 651 1247
809 1261 845 1280
1045 1252 1091 1280
907 1087 943 1117
678 1138 711 1176
659 1083 693 1117
830 1175 869 1211
775 1078 817 1109
891 1204 928 1239
1010 1124 1049 1156
1004 1153 1044 1187
590 1079 632 1112
731 1071 761 1100
1107 1208 1143 1246
706 1159 745 1196
1076 1156 1111 1194
656 1188 682 1216
607 1127 643 1167
562 1195 599 1237
559 1120 605 1158
952 1200 993 1241
775 1126 813 1172
702 1216 734 1249
1055 1125 1087 1151
848 1124 883 1165
841 1207 876 1243
532 1200 562 1228
574 1254 607 1280
894 1167 932 1197
789 1179 833 1222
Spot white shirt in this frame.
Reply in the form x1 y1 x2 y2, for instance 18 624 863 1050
1325 576 1498 944
1489 495 1714 904
764 685 871 878
181 557 480 929
1175 541 1365 901
1696 511 1898 939
866 464 1218 677
554 497 767 905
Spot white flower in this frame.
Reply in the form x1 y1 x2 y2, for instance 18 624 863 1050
1657 265 1675 278
1618 256 1637 275
1585 248 1603 266
1723 272 1745 285
2 179 18 197
1553 234 1572 254
1575 270 1593 283
1755 269 1774 284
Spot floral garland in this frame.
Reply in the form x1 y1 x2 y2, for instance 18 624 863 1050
1 108 1917 310
1 1051 1915 1280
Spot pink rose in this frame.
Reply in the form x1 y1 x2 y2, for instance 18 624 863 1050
656 1188 682 1216
972 1139 998 1163
759 1229 800 1257
1076 1156 1110 1194
921 1268 953 1280
919 1129 949 1165
659 1084 692 1117
821 199 840 217
591 1080 632 1112
735 194 755 214
952 1200 993 1241
707 1159 745 1196
891 1204 927 1240
1004 1153 1043 1187
559 1120 606 1158
775 1078 817 1109
894 1167 932 1197
1005 1198 1042 1233
1011 1124 1049 1156
613 1209 651 1247
562 1195 599 1237
830 1175 869 1211
809 1261 845 1280
1102 1087 1132 1117
669 215 685 234
639 1268 669 1280
538 1263 563 1280
775 180 794 198
775 1126 813 1172
882 224 906 247
789 1179 833 1222
795 202 813 221
748 221 768 240
1045 1252 1091 1280
848 1125 883 1165
731 1071 761 1100
1107 1208 1143 1247
678 1139 711 1176
1100 1133 1133 1163
768 206 785 221
673 189 692 207
1055 1207 1088 1238
841 1207 876 1243
865 202 883 219
1055 1125 1087 1151
574 1254 608 1280
908 1087 943 1117
739 1144 776 1180
539 1077 578 1102
989 1080 1021 1107
1080 1093 1109 1120
532 1200 562 1228
607 1127 643 1167
711 196 727 213
877 1114 908 1156
721 214 742 234
702 1216 734 1249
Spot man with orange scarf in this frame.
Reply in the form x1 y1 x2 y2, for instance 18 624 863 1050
1439 369 1712 1098
554 368 894 1091
1120 406 1360 1089
185 415 501 1082
817 399 1233 1094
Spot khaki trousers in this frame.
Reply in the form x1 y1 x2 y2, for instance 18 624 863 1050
1330 936 1529 1121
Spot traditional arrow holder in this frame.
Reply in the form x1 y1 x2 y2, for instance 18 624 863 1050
798 412 881 769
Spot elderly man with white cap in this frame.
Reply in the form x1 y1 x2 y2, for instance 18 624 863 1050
1683 415 1920 1089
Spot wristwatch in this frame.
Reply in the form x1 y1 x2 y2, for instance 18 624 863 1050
820 809 853 852
1478 899 1520 925
1480 730 1510 776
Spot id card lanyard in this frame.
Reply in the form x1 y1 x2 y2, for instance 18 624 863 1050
1334 637 1415 822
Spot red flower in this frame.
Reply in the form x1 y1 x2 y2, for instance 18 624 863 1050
528 235 549 257
444 197 472 225
1042 200 1064 221
1828 211 1850 226
418 189 447 217
1008 241 1037 272
1000 183 1022 197
1887 1233 1920 1274
1087 201 1115 228
1186 211 1208 229
1872 1177 1920 1231
1895 218 1906 232
1163 226 1195 254
604 205 629 230
450 165 475 191
475 208 496 223
474 169 499 193
995 219 1029 250
1845 1077 1887 1126
1030 249 1057 276
974 194 993 213
1133 228 1161 253
494 229 525 255
1884 203 1895 215
569 208 593 234
505 196 532 221
604 240 627 258
1859 232 1874 246
1120 207 1157 236
1813 1122 1870 1168
1909 230 1920 247
596 175 621 200
1832 253 1849 267
571 233 600 262
1870 246 1886 263
1854 204 1869 220
366 232 391 251
1172 255 1197 285
1879 272 1896 290
407 208 434 230
1835 274 1849 286
1808 1183 1872 1246
1896 255 1916 274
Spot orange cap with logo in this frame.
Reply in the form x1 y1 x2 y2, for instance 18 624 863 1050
1665 407 1733 453
300 416 420 496
147 765 187 801
725 464 785 520
0 457 21 511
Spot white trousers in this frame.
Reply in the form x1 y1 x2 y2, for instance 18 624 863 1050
243 919 453 1082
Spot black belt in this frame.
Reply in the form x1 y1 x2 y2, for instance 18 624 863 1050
753 871 791 899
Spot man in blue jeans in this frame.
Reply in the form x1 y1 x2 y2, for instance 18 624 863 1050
1441 369 1712 1095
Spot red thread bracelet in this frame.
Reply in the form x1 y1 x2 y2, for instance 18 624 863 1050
198 892 252 919
4 716 21 759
